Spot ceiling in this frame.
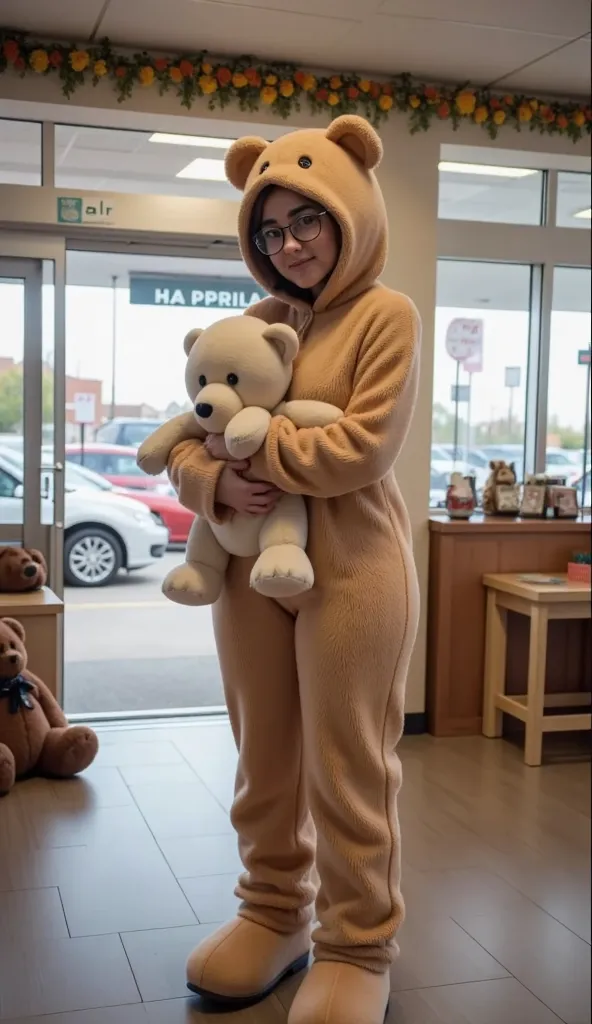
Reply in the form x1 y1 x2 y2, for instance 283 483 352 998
1 0 591 97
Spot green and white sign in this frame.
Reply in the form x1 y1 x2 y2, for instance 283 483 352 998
57 196 116 225
129 275 267 310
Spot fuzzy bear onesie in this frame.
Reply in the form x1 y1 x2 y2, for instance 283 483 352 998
168 115 421 1023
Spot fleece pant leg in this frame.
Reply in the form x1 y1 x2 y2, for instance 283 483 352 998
295 540 420 973
213 555 316 934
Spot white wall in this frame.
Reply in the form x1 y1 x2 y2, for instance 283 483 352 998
1 73 590 715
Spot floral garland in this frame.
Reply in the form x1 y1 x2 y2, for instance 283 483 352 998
1 31 590 141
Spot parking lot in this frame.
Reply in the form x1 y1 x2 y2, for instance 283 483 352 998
64 552 225 715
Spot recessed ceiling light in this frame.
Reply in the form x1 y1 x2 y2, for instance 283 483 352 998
176 157 227 181
574 207 592 219
150 132 233 149
439 161 538 178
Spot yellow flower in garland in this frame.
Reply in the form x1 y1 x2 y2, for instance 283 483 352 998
139 66 155 87
169 67 183 83
30 49 49 73
202 62 213 74
409 95 421 109
493 109 506 126
232 72 248 89
200 75 218 94
261 85 278 104
266 74 278 86
379 94 394 112
94 59 108 77
327 92 340 106
456 90 477 115
474 105 489 124
529 98 539 111
70 50 90 72
518 104 533 122
280 79 295 98
358 79 371 93
573 110 586 127
301 73 316 91
329 75 342 90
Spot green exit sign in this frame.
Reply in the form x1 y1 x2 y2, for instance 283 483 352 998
578 349 591 366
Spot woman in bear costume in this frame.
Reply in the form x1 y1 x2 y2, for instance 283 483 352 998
169 115 421 1024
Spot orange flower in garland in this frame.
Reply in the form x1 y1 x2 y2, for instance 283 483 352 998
573 110 586 127
232 71 248 89
474 105 489 124
556 113 569 129
265 73 278 86
3 39 20 63
424 85 439 103
280 79 295 98
358 79 371 93
178 59 194 78
328 92 341 107
379 94 394 112
217 66 232 86
169 67 183 84
347 85 359 100
438 101 451 119
261 85 278 104
49 49 63 67
518 104 533 122
456 90 477 115
30 49 49 73
154 58 168 73
69 50 90 72
139 66 155 86
200 74 217 94
245 66 261 87
329 75 342 90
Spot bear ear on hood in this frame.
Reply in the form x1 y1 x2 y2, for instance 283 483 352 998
325 115 383 171
1 617 26 643
262 323 299 366
183 328 203 357
225 136 269 191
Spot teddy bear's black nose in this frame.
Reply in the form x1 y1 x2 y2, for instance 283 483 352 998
195 402 213 419
9 654 17 664
23 565 37 578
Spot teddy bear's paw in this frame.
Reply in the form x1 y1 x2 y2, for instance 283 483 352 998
58 727 99 777
0 743 16 796
163 563 224 606
251 545 314 599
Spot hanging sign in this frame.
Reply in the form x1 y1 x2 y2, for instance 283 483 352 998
129 275 267 310
73 393 96 425
57 196 115 225
445 318 484 363
505 366 522 389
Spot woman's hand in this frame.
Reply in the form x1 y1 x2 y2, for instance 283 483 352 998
205 434 234 461
216 464 281 516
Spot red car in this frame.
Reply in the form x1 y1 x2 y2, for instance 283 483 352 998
117 488 194 545
65 443 167 492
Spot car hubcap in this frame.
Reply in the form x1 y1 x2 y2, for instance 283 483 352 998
70 536 116 584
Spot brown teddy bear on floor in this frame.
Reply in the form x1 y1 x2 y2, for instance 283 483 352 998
0 617 98 796
0 547 47 592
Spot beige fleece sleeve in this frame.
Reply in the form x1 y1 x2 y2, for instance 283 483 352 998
167 439 231 525
249 297 421 499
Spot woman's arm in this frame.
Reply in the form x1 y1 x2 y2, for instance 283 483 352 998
249 295 421 499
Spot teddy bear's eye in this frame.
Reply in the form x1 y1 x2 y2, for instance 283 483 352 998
298 156 312 169
227 373 239 386
260 161 269 174
198 375 207 387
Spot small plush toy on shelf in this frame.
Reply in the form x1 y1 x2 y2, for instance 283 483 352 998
445 472 476 519
0 617 98 797
482 460 521 516
0 547 47 592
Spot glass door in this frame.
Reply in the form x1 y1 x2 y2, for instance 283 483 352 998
0 256 64 594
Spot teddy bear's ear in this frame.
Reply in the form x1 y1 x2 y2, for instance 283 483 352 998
325 115 382 170
262 323 300 366
225 136 269 191
183 328 203 357
2 617 25 643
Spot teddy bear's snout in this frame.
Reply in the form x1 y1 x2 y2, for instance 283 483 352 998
23 565 38 579
193 383 244 434
195 402 213 419
0 645 21 672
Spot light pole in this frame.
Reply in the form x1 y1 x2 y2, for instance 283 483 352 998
110 274 118 420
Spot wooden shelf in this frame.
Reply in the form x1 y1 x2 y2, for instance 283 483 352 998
0 587 63 616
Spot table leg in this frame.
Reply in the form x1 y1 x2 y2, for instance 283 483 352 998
483 589 507 738
524 606 549 767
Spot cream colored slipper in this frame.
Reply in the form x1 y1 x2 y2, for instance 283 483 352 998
186 917 311 1006
288 961 391 1024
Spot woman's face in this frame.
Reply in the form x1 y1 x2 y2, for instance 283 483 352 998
257 188 340 295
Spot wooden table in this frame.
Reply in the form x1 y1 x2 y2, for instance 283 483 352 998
482 573 591 765
0 588 64 700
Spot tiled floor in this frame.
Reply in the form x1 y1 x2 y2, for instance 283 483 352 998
0 719 590 1024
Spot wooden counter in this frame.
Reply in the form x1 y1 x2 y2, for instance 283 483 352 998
427 515 591 736
0 588 64 699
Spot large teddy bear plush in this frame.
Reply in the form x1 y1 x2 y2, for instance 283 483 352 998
137 315 343 605
0 617 98 796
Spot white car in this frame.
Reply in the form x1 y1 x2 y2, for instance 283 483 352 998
0 450 168 587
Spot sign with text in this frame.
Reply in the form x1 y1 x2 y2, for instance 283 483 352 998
451 384 471 403
505 366 522 389
129 275 267 310
445 318 483 363
578 349 591 366
73 392 96 425
57 196 115 225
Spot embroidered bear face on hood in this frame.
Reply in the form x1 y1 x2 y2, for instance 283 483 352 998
225 115 388 314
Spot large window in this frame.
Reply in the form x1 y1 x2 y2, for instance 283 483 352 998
556 172 591 229
546 267 591 501
0 118 41 186
438 160 544 225
432 261 531 504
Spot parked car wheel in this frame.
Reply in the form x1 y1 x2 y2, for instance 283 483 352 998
64 527 124 587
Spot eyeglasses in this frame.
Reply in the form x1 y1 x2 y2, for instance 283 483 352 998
253 210 328 256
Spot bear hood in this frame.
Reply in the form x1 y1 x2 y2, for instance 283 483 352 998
225 115 388 315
